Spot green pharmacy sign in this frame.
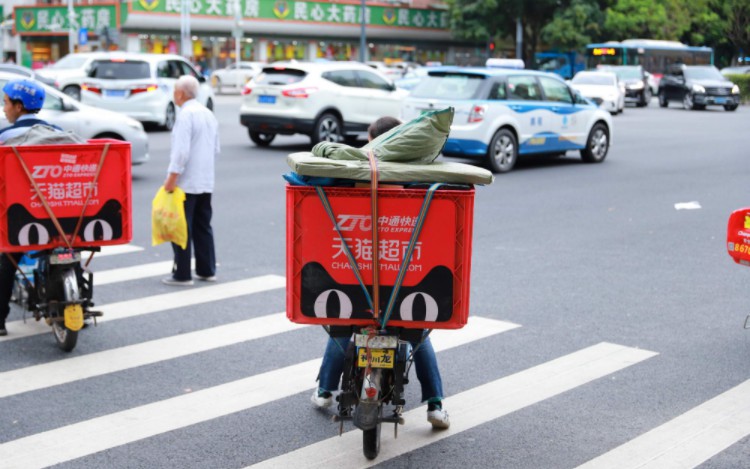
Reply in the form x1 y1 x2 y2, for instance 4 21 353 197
131 0 448 30
15 4 119 35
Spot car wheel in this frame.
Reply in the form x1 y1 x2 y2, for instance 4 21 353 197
249 131 276 147
63 85 81 101
580 122 609 163
163 103 176 131
658 90 668 108
206 98 214 112
486 128 518 173
682 92 695 110
725 104 739 111
312 113 342 145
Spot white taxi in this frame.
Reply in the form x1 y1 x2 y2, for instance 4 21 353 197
400 67 613 173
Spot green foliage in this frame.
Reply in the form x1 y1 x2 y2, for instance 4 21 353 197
541 0 606 50
720 0 750 55
604 0 670 39
725 74 750 103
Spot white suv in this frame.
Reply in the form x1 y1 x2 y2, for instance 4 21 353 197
78 53 214 130
401 67 613 173
239 61 408 146
35 52 110 101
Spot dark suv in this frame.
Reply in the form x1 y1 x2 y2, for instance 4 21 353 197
599 65 651 107
658 64 740 111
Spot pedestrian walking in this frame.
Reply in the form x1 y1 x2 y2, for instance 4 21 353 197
162 75 219 286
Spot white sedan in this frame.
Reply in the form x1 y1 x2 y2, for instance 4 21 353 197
0 72 149 164
570 71 625 114
210 61 263 93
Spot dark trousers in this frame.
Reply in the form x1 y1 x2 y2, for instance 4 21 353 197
171 193 216 281
0 252 23 325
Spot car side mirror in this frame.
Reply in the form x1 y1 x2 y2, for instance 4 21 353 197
62 99 77 112
198 75 206 83
573 90 585 104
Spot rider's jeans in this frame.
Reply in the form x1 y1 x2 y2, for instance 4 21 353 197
317 334 444 402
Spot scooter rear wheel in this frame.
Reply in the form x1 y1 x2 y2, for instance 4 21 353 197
53 268 80 352
363 417 382 460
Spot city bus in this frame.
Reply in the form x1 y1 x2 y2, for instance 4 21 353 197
585 39 713 77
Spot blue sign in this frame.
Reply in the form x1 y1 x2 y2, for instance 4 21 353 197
79 28 88 46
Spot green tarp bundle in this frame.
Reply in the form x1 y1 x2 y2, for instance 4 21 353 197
286 107 494 185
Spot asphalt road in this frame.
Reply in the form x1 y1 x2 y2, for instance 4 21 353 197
1 95 750 469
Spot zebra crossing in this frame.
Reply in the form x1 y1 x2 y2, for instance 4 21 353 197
1 244 749 468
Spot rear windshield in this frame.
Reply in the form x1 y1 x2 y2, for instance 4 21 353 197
88 60 151 79
572 74 614 86
254 68 306 85
410 73 485 99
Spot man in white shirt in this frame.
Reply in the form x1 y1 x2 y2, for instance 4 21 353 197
162 75 219 286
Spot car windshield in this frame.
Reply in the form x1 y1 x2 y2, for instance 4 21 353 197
572 74 614 86
49 55 90 69
410 73 485 99
89 60 151 79
684 67 725 80
254 68 306 85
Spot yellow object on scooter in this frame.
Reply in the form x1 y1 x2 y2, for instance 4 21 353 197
64 304 84 331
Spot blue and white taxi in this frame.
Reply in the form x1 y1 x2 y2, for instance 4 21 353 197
400 67 613 173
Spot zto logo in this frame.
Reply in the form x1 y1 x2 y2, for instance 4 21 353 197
744 214 750 229
20 11 35 30
138 0 160 11
383 8 397 25
273 0 290 19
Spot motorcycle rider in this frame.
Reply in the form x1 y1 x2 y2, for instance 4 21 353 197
310 116 450 429
0 79 60 335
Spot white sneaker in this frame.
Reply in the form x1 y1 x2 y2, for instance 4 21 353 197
310 390 333 408
427 408 450 429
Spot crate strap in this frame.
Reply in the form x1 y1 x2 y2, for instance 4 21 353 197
71 143 110 247
11 147 73 250
380 182 443 329
314 186 375 315
366 149 380 320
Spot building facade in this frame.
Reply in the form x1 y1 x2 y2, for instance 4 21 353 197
7 0 486 70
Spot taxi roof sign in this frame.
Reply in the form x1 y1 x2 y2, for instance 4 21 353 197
486 58 524 69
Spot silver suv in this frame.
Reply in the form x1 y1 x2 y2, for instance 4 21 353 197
239 61 407 147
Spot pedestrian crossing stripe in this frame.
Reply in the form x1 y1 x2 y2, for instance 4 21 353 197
96 244 144 257
247 343 658 468
0 274 286 342
576 378 750 469
0 317 520 469
96 259 195 285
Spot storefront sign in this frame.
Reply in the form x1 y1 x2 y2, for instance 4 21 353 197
15 4 119 35
130 0 449 30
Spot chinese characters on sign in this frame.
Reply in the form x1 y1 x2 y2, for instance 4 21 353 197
16 5 117 34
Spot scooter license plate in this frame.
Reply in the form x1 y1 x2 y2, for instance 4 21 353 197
357 348 395 369
64 304 84 331
50 252 81 265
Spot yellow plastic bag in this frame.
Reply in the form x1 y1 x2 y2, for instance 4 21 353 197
151 186 188 249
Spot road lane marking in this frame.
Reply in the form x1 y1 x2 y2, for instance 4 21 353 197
0 275 286 342
0 316 519 469
96 244 144 257
96 259 194 285
0 312 304 398
576 379 750 469
248 342 658 468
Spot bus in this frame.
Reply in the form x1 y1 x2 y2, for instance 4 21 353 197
585 39 713 77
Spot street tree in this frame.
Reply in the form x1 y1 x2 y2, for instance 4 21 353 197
541 0 608 51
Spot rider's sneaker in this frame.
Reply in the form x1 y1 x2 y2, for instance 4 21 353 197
427 402 450 429
310 389 333 408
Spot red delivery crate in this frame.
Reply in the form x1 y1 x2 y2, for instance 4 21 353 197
727 207 750 266
287 185 475 329
0 140 132 252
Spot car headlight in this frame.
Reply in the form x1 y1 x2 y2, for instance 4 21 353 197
627 82 644 90
732 84 740 94
606 94 618 100
692 84 705 93
127 119 144 132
